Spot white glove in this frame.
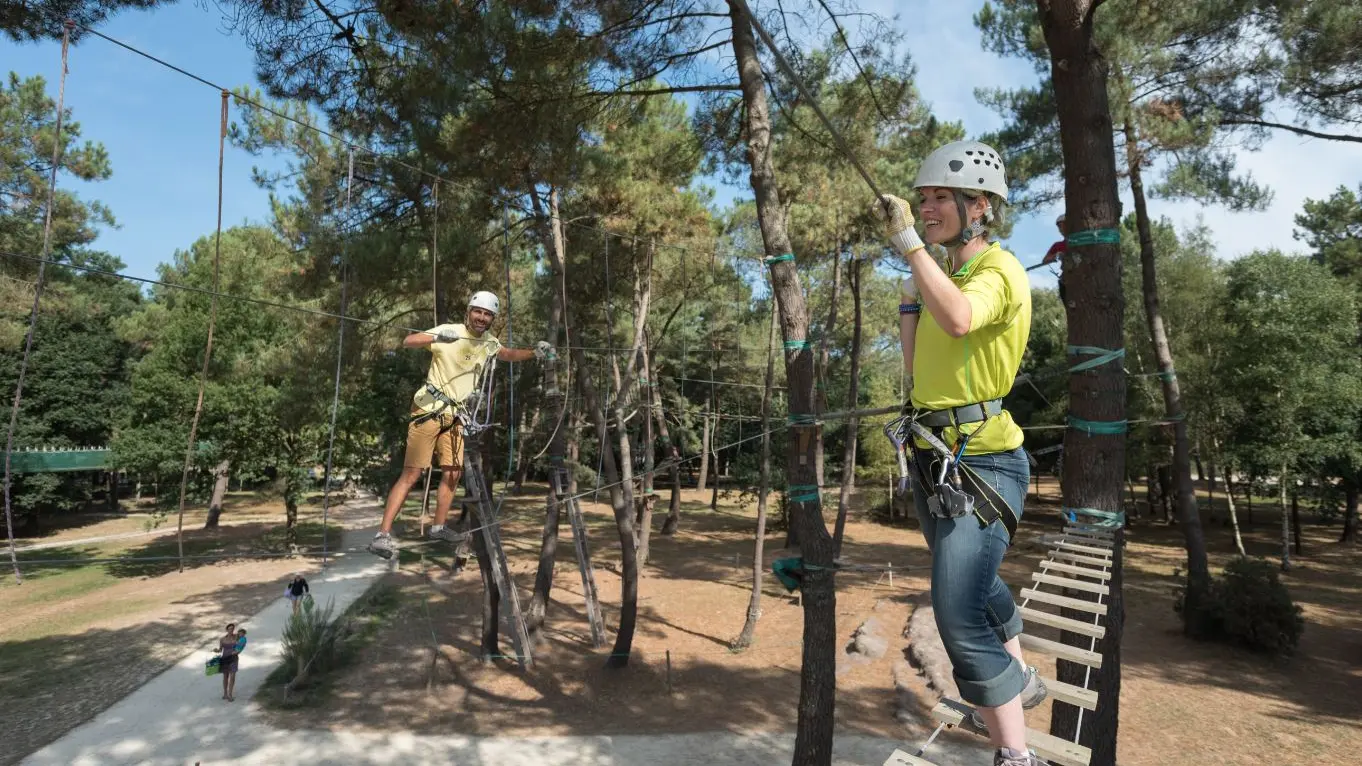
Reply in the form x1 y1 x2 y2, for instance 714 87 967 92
900 277 919 302
872 194 926 256
534 340 555 361
434 330 459 344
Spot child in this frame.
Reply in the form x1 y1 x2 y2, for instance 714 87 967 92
235 628 247 654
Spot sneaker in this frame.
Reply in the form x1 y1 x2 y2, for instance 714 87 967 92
969 666 1048 730
367 532 398 560
994 748 1049 766
429 525 468 544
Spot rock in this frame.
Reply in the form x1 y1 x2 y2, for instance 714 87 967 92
904 602 953 696
848 616 888 659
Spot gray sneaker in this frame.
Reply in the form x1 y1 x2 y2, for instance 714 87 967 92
969 666 1048 730
367 532 398 560
994 748 1049 766
429 525 468 544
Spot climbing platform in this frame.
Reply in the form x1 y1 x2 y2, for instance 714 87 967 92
887 523 1119 766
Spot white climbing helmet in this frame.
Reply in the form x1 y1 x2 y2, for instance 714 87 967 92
1056 212 1066 225
913 140 1009 202
468 290 500 316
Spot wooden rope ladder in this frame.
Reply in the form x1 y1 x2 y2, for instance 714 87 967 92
887 522 1120 766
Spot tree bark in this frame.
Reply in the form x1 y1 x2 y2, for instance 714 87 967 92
710 413 721 511
1342 477 1359 543
1280 465 1290 571
734 307 778 649
697 407 712 491
832 253 862 557
1291 484 1303 556
1122 116 1209 630
525 182 570 642
1039 2 1127 761
637 253 659 566
1215 441 1247 556
729 4 837 763
814 246 843 489
203 460 231 529
651 348 683 536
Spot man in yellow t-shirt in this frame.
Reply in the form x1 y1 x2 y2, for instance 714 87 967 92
368 290 554 560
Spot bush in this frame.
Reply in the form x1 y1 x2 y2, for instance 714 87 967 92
1177 557 1304 655
279 595 343 687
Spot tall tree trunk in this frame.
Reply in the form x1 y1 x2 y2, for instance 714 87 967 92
1341 477 1359 543
1205 459 1217 522
1291 484 1303 556
710 413 721 511
1279 465 1291 571
734 307 777 649
729 5 837 763
525 182 569 642
1040 2 1127 761
814 247 843 489
697 409 711 491
1246 474 1254 526
651 349 683 536
513 404 542 491
637 254 659 566
832 253 862 557
202 460 231 529
1219 454 1247 556
1126 115 1206 608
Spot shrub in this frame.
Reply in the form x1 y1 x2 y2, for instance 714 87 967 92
280 595 343 688
1177 556 1304 655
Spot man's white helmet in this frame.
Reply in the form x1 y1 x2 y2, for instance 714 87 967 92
468 290 500 316
1056 212 1066 225
913 140 1009 202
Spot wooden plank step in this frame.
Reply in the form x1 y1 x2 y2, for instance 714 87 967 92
1060 532 1114 547
933 699 1091 766
1042 675 1100 711
1054 540 1113 557
1032 572 1110 596
1021 606 1106 639
1040 560 1112 580
1050 549 1113 568
1065 526 1116 539
1020 632 1103 668
1021 587 1108 615
884 750 938 766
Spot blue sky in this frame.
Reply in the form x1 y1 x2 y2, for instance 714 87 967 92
3 1 1360 291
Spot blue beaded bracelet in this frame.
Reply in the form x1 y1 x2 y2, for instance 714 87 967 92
899 303 922 315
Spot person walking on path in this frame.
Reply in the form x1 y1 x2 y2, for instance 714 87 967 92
875 140 1047 766
216 622 241 702
367 290 553 560
285 574 309 615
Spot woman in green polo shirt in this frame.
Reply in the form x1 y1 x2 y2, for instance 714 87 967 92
875 140 1046 766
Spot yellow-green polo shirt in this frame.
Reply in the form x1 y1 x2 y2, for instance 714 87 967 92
911 242 1031 454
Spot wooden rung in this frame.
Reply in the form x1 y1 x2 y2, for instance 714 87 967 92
883 750 938 766
1065 526 1116 539
1021 606 1106 639
1021 587 1108 615
1020 633 1103 668
1032 572 1110 596
1050 549 1113 568
932 699 1092 766
1054 540 1113 557
1042 676 1100 710
1061 532 1114 547
1040 560 1112 580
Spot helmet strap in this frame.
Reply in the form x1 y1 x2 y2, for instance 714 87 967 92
954 190 989 246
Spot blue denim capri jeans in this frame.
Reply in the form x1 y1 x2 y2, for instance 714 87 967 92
910 446 1030 708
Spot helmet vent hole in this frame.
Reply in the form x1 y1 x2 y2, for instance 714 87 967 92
949 160 964 172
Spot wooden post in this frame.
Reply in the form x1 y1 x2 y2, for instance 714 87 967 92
666 649 673 694
462 432 532 669
560 465 607 648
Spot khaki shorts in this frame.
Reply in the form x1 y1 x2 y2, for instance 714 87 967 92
403 408 465 470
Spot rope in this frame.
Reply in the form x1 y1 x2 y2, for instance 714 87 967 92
503 202 515 482
173 90 229 574
319 150 355 570
431 180 439 325
66 20 768 265
3 22 72 585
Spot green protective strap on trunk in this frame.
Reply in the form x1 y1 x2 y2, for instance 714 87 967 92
1067 345 1125 373
1068 416 1129 435
1063 506 1125 528
764 253 795 266
772 557 804 592
1066 228 1121 246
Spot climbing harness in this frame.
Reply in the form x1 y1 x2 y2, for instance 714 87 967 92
410 356 499 437
883 400 1019 542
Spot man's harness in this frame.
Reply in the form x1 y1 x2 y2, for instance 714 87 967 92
883 398 1019 542
410 357 499 437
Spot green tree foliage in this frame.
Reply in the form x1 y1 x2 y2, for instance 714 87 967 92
0 0 166 42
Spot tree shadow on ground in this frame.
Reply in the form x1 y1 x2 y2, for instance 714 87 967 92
0 576 293 766
103 521 342 579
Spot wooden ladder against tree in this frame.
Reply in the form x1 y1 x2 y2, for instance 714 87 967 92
461 433 533 670
555 462 607 648
886 523 1120 766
